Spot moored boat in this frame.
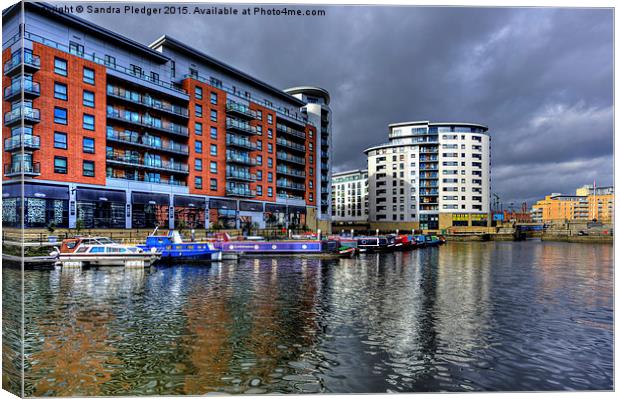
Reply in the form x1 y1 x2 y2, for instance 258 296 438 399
138 230 222 262
50 237 161 268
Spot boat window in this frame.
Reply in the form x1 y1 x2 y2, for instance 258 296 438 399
166 245 172 249
66 241 77 249
76 247 89 253
187 245 194 249
90 247 105 253
176 246 182 249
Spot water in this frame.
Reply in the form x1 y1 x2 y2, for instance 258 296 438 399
2 241 613 395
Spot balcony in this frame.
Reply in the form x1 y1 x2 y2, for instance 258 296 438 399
276 123 306 140
4 51 40 76
276 152 305 166
106 109 189 137
420 190 438 196
226 151 256 166
276 166 306 179
276 180 305 191
226 185 256 198
4 79 40 101
226 118 257 135
226 135 257 151
4 133 40 151
106 153 189 174
275 137 305 153
107 86 189 119
277 192 304 201
107 172 187 186
106 128 189 156
4 106 40 126
226 101 257 120
4 161 40 177
321 151 329 159
226 169 256 182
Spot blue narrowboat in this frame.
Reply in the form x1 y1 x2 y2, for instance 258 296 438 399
138 231 222 262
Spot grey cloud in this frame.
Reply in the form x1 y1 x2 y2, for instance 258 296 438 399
61 2 613 207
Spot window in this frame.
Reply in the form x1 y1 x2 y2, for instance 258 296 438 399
309 194 314 202
83 90 95 107
210 110 217 122
256 170 263 180
150 72 159 83
83 67 95 85
256 125 262 135
170 60 175 78
104 55 116 67
195 87 203 100
267 187 273 197
256 140 262 151
267 172 273 183
256 155 262 165
195 104 202 118
210 144 217 155
267 128 273 139
210 161 217 173
195 159 202 171
210 178 217 190
210 77 222 88
257 185 263 196
83 160 95 177
54 82 67 100
256 110 263 120
267 158 273 167
83 137 95 153
267 114 273 124
69 41 84 56
195 140 203 154
54 132 67 149
83 114 95 130
189 67 198 77
210 127 217 139
268 143 273 153
54 157 67 174
131 64 143 76
54 58 67 76
195 176 203 189
210 92 218 105
54 107 67 124
195 122 202 135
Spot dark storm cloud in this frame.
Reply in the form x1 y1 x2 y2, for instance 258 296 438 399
61 2 613 206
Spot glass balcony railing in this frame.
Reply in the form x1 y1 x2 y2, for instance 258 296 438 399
106 108 189 137
276 180 305 191
276 123 306 140
226 151 256 165
106 86 189 118
106 153 189 173
275 137 305 152
226 168 256 181
226 185 256 197
276 152 305 165
106 172 187 186
4 161 40 176
4 79 40 100
226 134 257 151
226 101 257 120
106 128 188 155
276 166 306 178
4 50 40 75
4 134 40 151
226 118 257 135
277 192 304 201
4 106 40 126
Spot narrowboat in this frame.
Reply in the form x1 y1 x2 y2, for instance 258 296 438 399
356 236 391 253
397 235 418 251
138 230 222 262
424 235 443 247
414 235 428 248
50 237 161 268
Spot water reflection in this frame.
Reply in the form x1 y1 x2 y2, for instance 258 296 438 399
2 241 613 395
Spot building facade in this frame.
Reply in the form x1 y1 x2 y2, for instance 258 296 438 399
531 185 614 224
331 169 368 224
364 121 491 231
2 2 331 231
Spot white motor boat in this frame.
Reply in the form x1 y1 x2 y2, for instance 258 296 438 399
50 237 161 268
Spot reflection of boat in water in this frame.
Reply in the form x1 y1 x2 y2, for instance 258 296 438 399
50 237 161 268
138 230 222 262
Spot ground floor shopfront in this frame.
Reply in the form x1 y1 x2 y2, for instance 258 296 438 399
2 182 311 231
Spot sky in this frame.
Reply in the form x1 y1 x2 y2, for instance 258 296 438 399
56 2 613 208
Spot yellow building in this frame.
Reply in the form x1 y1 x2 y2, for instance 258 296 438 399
531 185 614 224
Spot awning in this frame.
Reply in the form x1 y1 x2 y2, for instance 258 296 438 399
265 203 287 213
77 187 126 202
3 183 69 200
239 200 264 212
174 195 207 208
209 198 237 210
131 192 170 205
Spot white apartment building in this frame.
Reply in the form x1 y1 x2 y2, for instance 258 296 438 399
364 121 491 230
331 169 368 223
